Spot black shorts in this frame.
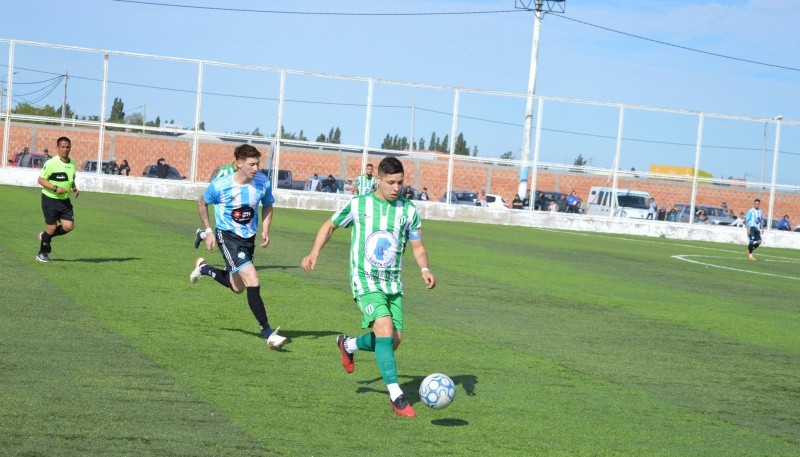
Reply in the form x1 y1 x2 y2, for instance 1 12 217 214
41 194 74 224
216 229 255 273
749 227 762 242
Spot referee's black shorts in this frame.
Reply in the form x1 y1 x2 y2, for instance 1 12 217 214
216 229 255 273
41 194 74 224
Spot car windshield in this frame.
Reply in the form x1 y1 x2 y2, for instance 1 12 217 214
617 194 649 209
455 192 477 201
701 207 728 217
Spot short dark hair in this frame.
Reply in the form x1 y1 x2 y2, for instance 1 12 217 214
754 198 761 203
377 156 404 176
234 144 261 161
56 136 71 145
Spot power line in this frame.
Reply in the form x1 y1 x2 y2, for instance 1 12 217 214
109 0 521 16
555 15 800 73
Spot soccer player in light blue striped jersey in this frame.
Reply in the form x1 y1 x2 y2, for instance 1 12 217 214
302 156 436 417
190 144 287 350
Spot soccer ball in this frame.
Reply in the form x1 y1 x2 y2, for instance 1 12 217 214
419 373 456 409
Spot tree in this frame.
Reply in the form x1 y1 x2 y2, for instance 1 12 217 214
381 133 392 149
472 145 479 157
108 97 125 123
251 127 262 137
573 154 587 166
429 132 437 152
198 121 206 131
145 116 161 128
298 129 307 141
454 132 468 155
328 127 335 143
439 134 449 152
418 137 425 150
332 127 341 144
500 150 514 160
125 112 144 127
315 133 326 142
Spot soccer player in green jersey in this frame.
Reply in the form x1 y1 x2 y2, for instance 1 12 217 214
353 163 377 195
194 161 239 248
36 137 79 263
302 156 436 417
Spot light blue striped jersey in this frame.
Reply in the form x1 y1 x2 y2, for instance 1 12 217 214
203 172 275 238
745 207 763 229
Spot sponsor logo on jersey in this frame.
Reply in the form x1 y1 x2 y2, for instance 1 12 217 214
365 230 398 268
231 205 255 225
50 172 69 182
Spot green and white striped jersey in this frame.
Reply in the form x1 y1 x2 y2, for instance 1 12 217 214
354 173 377 195
331 193 422 297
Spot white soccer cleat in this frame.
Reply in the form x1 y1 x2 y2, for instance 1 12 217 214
189 257 206 284
266 327 288 350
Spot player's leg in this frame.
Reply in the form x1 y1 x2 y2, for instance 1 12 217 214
193 228 207 249
190 230 237 287
235 262 287 349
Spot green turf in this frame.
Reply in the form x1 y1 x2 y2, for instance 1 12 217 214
1 184 798 456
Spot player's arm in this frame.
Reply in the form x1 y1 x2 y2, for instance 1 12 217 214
260 204 273 248
409 238 435 289
197 196 216 251
301 219 337 273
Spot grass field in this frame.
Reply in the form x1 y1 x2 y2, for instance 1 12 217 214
1 184 799 456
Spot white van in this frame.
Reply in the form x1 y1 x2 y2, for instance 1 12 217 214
586 186 651 219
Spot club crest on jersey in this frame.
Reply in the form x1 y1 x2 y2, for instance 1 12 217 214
231 205 255 225
364 230 398 268
399 215 408 226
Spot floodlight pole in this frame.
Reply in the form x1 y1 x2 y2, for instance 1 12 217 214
516 0 565 199
766 115 783 231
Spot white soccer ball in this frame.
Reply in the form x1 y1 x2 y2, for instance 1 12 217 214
419 373 456 409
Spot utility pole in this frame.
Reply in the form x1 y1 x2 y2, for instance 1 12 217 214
515 0 565 199
61 70 68 126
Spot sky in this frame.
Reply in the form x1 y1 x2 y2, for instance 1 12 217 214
2 0 799 184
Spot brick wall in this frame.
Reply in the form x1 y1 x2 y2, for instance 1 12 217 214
5 122 799 220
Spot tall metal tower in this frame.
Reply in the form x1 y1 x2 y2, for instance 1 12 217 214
515 0 565 201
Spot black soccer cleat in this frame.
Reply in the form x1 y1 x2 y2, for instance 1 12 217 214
194 228 203 249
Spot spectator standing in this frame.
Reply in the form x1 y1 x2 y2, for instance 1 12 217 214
511 194 523 210
354 163 377 195
320 174 338 193
36 137 79 263
306 173 321 191
155 158 170 179
647 197 657 220
118 159 131 176
731 212 746 227
566 191 579 213
476 190 487 207
745 199 764 261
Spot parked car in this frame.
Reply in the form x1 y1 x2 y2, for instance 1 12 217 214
9 151 48 169
484 193 510 209
585 187 651 218
672 204 735 225
534 190 569 212
439 190 479 205
142 164 184 180
82 160 116 174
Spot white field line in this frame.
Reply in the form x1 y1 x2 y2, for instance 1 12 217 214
671 255 800 281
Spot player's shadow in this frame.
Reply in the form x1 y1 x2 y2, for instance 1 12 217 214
221 327 341 348
254 265 299 271
355 373 478 402
54 257 141 263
